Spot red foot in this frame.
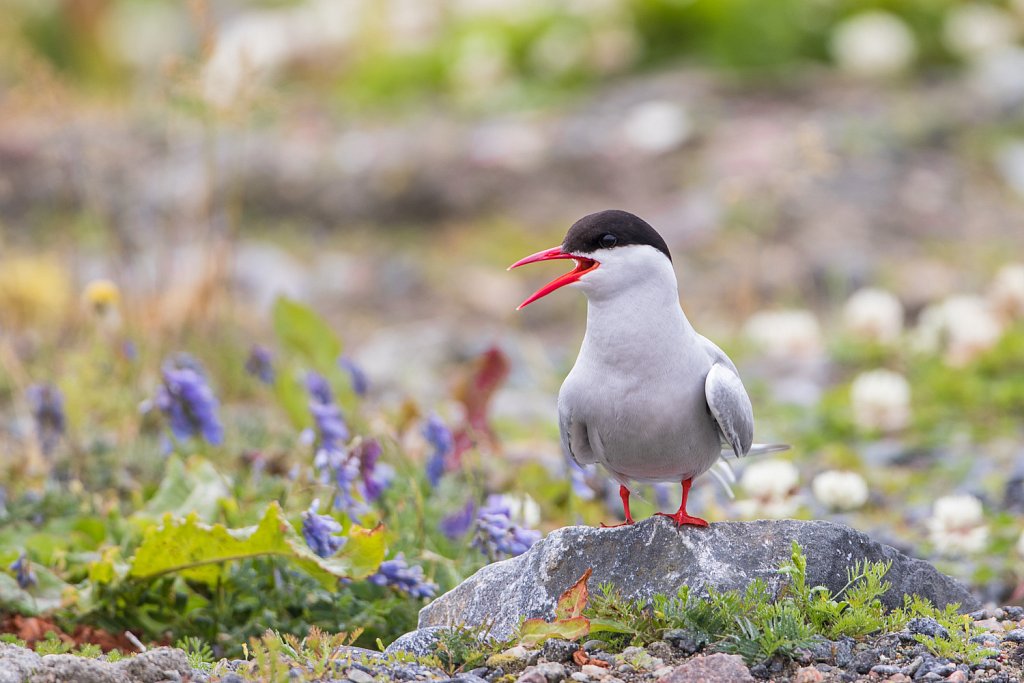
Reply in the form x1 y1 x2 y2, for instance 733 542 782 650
599 484 634 528
655 510 709 527
655 478 709 528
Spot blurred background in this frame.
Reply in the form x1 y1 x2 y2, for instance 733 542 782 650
2 0 1024 650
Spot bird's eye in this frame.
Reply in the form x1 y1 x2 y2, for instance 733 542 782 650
600 234 618 248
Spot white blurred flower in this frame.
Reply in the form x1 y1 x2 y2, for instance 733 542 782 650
500 493 542 528
622 100 693 155
995 141 1024 197
812 470 869 511
736 460 800 519
970 47 1024 107
830 11 917 78
851 369 911 433
943 4 1018 60
912 295 1003 366
989 264 1024 322
843 288 904 345
926 494 989 555
743 309 824 361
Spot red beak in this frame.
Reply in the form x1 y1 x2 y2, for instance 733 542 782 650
508 246 599 310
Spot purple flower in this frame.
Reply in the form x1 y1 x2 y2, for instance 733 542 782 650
9 553 36 590
439 498 476 539
472 495 541 561
423 414 454 487
307 372 349 451
153 354 224 446
368 553 437 599
339 356 369 397
301 500 347 558
355 439 393 502
245 345 275 384
26 383 65 456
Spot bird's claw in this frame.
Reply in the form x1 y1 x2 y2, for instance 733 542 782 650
655 511 709 528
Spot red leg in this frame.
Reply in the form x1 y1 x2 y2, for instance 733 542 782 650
600 485 635 528
655 478 709 527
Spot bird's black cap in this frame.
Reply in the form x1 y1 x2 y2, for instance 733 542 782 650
562 210 672 262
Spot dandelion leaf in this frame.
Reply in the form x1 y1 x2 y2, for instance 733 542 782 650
272 297 342 370
128 502 385 589
519 617 590 647
135 456 230 522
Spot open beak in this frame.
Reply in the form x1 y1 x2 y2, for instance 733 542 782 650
508 246 599 310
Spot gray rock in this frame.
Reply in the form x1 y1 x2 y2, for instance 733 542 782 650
34 654 129 683
115 648 191 683
658 653 755 682
420 518 979 640
0 644 42 683
539 639 578 664
384 626 452 658
533 662 567 682
663 629 703 655
908 617 950 640
1003 629 1024 643
870 665 901 675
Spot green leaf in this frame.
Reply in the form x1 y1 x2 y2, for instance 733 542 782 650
135 457 230 522
272 297 342 370
274 367 311 429
586 617 633 634
0 564 74 616
519 616 590 647
128 502 385 590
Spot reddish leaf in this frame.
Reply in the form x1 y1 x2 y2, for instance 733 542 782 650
452 346 510 459
573 649 589 666
555 568 593 620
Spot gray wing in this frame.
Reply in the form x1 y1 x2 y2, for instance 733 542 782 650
698 335 754 458
558 396 598 466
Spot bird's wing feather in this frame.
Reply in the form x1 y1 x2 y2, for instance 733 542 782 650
558 400 598 466
704 363 754 458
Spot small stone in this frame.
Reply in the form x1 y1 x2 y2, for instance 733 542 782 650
945 671 968 683
516 669 547 683
871 664 901 675
616 646 662 670
486 652 528 673
908 618 950 640
347 669 376 683
581 640 605 653
663 629 702 655
541 639 578 664
645 641 673 661
658 653 755 682
851 649 880 674
616 663 634 674
580 665 606 676
587 652 615 666
969 633 1000 646
886 675 911 682
534 661 567 682
914 656 955 679
973 618 1001 631
1003 606 1024 621
905 656 924 676
653 665 674 678
1003 628 1024 643
793 665 824 682
570 674 589 683
971 658 1000 671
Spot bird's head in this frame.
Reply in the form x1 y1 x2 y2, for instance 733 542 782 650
509 209 674 309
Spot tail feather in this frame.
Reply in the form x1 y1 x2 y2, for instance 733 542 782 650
721 443 790 459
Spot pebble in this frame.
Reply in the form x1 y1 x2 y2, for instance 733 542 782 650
793 665 824 682
346 669 376 683
850 649 880 674
541 639 579 664
1004 628 1024 643
662 629 702 655
569 674 589 683
1004 606 1024 621
581 640 606 653
580 665 607 676
907 617 950 640
945 670 968 683
870 664 901 675
534 661 568 682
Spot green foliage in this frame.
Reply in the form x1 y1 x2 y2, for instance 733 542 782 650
34 631 72 655
0 634 27 647
175 636 215 670
128 502 386 589
233 628 363 682
271 297 343 372
434 626 491 675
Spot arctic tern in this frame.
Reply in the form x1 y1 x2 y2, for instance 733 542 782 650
510 209 786 527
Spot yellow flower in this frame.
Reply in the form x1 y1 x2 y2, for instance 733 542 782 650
82 279 121 315
0 255 71 328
